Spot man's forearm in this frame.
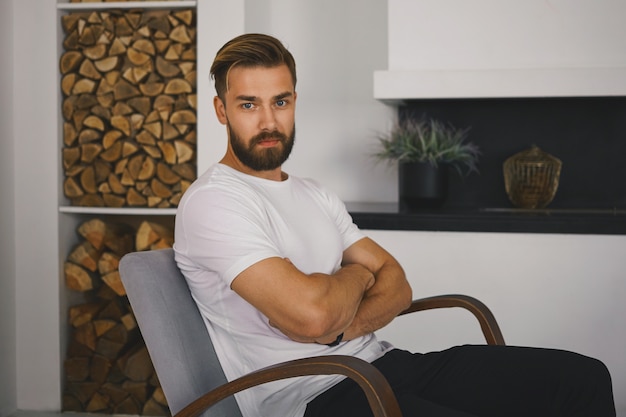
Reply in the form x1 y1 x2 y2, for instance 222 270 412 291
268 262 374 344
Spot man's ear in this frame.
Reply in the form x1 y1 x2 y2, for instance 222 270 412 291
214 96 227 125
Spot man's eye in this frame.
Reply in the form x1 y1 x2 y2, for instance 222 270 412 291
276 100 286 107
242 103 253 109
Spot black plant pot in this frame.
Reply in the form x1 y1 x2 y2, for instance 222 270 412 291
399 161 449 210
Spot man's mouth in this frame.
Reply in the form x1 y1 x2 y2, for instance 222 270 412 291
257 139 280 146
254 132 284 148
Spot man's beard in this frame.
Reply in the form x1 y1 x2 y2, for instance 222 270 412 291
228 123 295 171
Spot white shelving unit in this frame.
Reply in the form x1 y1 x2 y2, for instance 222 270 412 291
58 206 177 215
57 1 197 10
55 7 201 409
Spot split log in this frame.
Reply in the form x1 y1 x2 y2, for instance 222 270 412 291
65 381 100 406
74 322 97 351
102 270 125 296
152 386 168 407
94 319 117 337
115 396 141 415
122 380 150 405
68 240 102 272
77 218 107 249
69 302 104 328
65 357 90 382
95 337 125 361
62 393 84 412
64 177 85 199
98 298 125 322
135 221 173 251
77 218 134 255
65 262 94 292
143 397 169 416
90 354 112 384
101 382 131 407
98 251 120 275
96 283 120 301
120 345 154 382
121 313 137 331
85 391 110 412
175 139 194 163
67 338 94 359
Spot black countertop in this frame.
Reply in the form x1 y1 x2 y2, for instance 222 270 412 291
346 203 626 235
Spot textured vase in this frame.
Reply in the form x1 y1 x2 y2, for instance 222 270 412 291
503 146 562 209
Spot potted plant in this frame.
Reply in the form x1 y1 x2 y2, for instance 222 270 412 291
374 116 480 210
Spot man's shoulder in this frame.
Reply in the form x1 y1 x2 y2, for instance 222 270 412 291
180 164 257 208
190 164 256 193
290 175 341 205
289 175 329 195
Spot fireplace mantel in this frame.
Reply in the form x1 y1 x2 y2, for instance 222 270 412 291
374 68 626 103
380 1 626 102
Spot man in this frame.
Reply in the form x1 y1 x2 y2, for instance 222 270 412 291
173 33 615 417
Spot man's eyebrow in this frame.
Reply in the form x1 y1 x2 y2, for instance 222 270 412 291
235 95 257 102
234 92 293 102
274 92 293 101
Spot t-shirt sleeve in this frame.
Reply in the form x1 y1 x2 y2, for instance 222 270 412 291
176 185 281 286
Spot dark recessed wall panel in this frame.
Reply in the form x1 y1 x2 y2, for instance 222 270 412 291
400 97 626 209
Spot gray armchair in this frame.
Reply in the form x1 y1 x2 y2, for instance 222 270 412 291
119 248 504 417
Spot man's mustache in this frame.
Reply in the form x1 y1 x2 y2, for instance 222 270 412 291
251 131 288 145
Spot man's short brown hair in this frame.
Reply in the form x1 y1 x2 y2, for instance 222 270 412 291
210 33 297 101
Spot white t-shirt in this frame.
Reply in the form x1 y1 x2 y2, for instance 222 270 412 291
174 164 391 417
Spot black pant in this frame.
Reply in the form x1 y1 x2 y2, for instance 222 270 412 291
304 346 615 417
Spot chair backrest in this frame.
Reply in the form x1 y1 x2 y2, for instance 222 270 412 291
119 248 243 417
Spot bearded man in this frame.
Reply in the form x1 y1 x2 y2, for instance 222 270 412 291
173 33 615 417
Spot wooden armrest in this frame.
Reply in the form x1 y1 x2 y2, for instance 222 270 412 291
175 355 402 417
399 294 506 346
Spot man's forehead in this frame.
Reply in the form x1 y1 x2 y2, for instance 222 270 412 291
226 65 294 97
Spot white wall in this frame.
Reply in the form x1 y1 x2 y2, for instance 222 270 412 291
241 0 397 203
388 0 626 71
0 0 17 415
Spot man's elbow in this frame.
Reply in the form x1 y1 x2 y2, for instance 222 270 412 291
402 284 413 310
297 306 341 339
287 298 354 340
397 279 413 312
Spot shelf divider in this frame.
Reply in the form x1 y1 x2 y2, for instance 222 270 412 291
59 206 177 215
57 1 197 11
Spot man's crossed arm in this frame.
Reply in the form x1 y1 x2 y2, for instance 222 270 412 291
231 237 412 345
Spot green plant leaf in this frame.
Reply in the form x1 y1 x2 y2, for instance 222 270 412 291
374 116 480 176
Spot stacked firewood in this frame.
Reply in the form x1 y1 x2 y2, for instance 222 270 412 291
63 218 174 415
60 8 197 208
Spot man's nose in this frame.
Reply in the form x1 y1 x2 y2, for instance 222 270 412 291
259 106 277 130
